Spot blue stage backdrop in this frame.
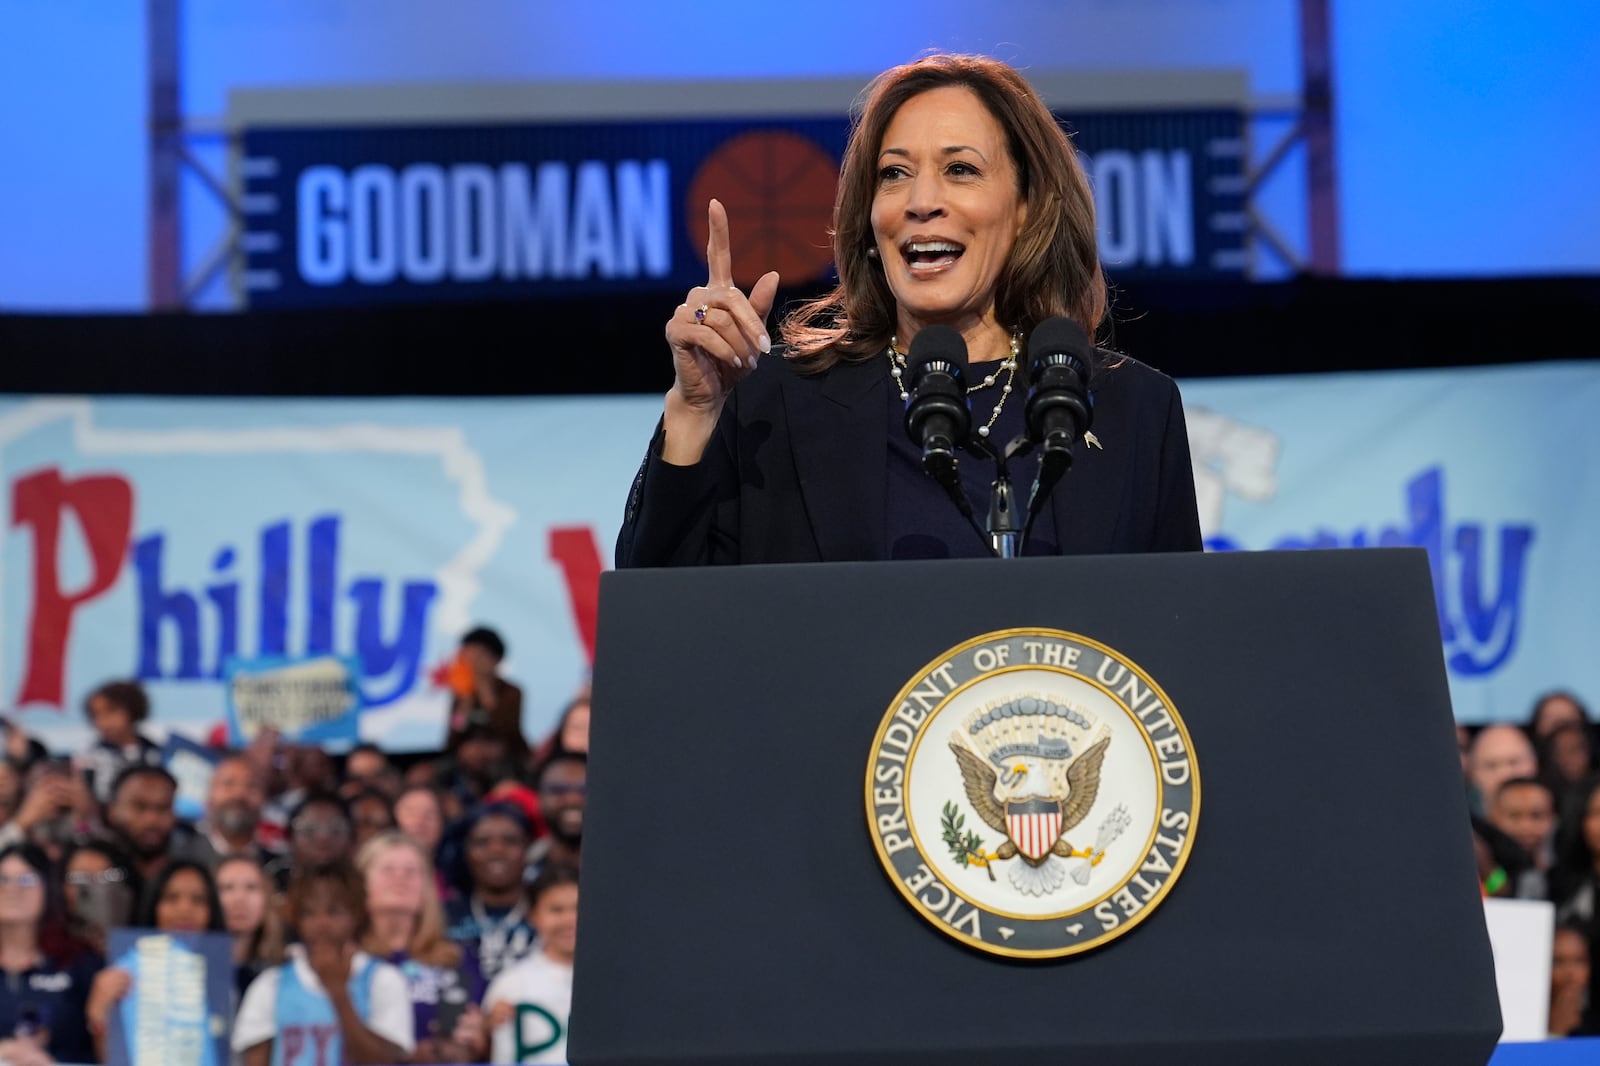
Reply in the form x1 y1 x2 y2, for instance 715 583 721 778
2 360 1594 753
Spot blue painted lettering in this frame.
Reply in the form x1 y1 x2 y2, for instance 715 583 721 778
132 514 437 705
1206 466 1533 678
259 520 291 656
306 516 338 655
349 577 437 705
134 535 204 679
206 546 239 679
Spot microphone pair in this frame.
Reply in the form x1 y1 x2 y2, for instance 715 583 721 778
902 317 1095 469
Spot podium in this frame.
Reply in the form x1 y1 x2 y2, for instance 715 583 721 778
572 548 1501 1066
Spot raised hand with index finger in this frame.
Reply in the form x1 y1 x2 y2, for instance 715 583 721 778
661 199 780 465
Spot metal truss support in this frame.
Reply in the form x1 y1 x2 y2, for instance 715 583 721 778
147 0 182 309
1238 0 1341 277
147 0 241 310
1299 0 1340 274
147 4 1342 300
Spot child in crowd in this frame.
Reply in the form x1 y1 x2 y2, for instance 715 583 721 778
232 860 414 1066
82 680 164 806
484 864 579 1065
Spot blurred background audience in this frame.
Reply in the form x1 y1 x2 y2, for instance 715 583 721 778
9 655 1592 1056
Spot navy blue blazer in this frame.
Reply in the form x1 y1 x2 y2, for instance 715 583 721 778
616 348 1202 567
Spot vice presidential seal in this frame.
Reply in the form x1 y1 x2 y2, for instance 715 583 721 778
865 628 1199 958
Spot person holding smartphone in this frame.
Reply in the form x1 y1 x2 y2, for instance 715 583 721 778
60 838 142 959
356 831 487 1063
0 761 94 858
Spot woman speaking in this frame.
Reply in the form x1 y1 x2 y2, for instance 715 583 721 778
617 54 1202 566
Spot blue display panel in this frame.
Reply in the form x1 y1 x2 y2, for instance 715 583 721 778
239 109 1244 308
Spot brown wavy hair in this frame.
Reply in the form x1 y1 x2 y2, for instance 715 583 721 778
783 54 1106 368
217 856 286 967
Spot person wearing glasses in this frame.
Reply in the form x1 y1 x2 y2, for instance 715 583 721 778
0 844 99 1066
59 838 143 960
525 755 585 882
266 792 354 892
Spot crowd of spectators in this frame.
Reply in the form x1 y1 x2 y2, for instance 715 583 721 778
0 626 585 1066
3 621 1595 1061
1465 691 1600 1037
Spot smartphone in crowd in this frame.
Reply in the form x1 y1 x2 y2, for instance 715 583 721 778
14 1005 50 1046
78 879 135 932
434 965 472 1040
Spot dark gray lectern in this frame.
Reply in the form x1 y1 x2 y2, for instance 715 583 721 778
573 549 1500 1066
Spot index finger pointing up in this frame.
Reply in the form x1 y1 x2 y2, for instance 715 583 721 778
706 198 734 287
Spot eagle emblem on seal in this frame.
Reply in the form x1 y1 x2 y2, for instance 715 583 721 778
947 695 1131 897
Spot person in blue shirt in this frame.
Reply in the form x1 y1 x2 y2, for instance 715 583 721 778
0 844 99 1066
233 860 414 1066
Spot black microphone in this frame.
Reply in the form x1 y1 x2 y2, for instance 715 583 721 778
1024 317 1094 458
903 325 972 487
1019 318 1095 551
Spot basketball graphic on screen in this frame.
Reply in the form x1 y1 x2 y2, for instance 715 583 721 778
686 130 839 288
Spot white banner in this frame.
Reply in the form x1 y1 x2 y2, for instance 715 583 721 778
2 361 1593 751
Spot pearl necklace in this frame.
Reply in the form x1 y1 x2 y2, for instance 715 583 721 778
887 332 1021 438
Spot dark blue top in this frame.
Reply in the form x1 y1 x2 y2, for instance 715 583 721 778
618 346 1201 567
885 362 1062 559
443 896 535 982
0 951 102 1063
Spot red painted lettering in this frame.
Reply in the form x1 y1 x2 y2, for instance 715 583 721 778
10 467 134 705
548 525 603 664
281 1026 306 1063
309 1024 338 1066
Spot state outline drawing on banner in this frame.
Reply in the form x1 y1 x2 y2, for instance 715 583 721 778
0 396 517 741
1185 405 1282 539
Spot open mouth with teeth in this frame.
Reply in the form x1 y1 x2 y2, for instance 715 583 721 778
901 240 965 271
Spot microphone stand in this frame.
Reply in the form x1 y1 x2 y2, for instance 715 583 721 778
962 434 1035 559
